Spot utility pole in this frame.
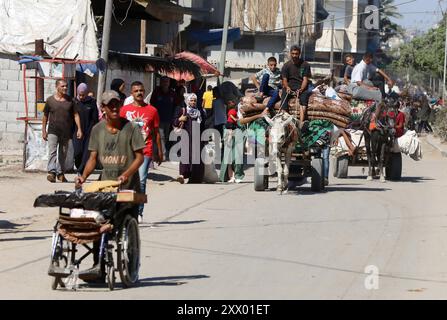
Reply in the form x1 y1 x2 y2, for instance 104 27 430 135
35 39 44 103
219 0 231 84
297 1 303 47
443 16 447 104
140 20 147 54
97 0 113 100
330 15 335 74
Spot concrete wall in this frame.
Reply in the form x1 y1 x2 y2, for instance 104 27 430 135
109 18 180 54
315 0 369 55
0 54 54 153
191 0 225 25
105 62 154 98
205 34 286 70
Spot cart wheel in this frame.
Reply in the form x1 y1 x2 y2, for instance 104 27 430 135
107 266 116 291
254 158 267 191
311 158 325 192
117 214 140 288
334 155 349 178
386 152 402 181
50 240 67 290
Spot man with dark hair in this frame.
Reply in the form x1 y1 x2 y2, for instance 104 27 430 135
251 56 281 110
42 79 83 183
76 90 145 276
280 45 312 124
150 76 176 159
121 81 163 222
76 90 144 190
348 52 394 102
343 54 355 84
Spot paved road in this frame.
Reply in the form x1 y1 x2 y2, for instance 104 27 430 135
0 138 446 299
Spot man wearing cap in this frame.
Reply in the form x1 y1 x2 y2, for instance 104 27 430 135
75 91 145 193
74 91 144 281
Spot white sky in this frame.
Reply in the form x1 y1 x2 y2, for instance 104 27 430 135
394 0 446 31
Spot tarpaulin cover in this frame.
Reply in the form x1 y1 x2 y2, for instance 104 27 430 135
188 28 241 46
0 0 98 60
34 191 117 211
24 121 49 172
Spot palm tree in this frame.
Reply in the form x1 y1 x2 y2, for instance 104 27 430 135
380 0 403 21
379 0 403 43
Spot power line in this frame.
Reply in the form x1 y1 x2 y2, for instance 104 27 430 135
242 0 418 33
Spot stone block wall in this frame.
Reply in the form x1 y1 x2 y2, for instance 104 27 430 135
0 54 54 153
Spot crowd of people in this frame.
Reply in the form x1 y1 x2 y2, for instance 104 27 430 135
41 46 444 223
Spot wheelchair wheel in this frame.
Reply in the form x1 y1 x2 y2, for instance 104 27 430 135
50 235 68 290
107 266 116 291
117 214 140 288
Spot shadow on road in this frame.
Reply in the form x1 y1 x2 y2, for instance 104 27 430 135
346 175 434 183
0 220 28 230
0 229 52 234
148 172 175 182
136 274 210 287
153 220 207 226
324 186 391 192
265 186 390 194
74 274 210 291
399 176 435 183
0 235 51 242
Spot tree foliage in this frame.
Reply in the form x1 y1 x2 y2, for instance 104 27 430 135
392 18 446 78
379 0 404 44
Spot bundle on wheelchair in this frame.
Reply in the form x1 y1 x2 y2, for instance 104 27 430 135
34 190 143 291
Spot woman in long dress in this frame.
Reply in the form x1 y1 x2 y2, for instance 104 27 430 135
173 93 207 184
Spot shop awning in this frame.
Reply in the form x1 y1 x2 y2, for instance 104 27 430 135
188 28 242 46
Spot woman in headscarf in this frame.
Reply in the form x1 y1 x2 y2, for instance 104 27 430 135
73 83 99 175
173 93 207 184
110 78 127 103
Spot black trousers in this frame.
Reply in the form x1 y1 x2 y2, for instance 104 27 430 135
280 90 311 110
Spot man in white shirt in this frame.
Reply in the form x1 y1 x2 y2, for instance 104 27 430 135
348 52 394 102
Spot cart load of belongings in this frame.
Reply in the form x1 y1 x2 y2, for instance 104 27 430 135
327 87 423 161
238 89 341 148
240 86 353 128
33 181 124 244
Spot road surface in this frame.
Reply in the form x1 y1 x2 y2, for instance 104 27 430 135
0 137 446 299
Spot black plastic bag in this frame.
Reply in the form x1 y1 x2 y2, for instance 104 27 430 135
34 190 117 211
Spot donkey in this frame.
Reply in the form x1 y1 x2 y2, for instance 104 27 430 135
361 98 398 182
264 112 299 194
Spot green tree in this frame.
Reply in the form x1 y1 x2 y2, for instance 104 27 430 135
393 17 446 78
379 0 404 43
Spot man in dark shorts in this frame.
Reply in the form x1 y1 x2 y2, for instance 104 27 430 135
42 79 83 183
280 45 312 125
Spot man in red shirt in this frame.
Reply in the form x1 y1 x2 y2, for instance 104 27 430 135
121 81 164 221
395 111 405 138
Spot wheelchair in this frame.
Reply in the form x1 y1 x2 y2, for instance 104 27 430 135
47 201 141 291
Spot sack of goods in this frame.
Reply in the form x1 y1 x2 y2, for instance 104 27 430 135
307 94 352 128
350 99 375 122
270 95 301 118
239 96 266 116
397 130 423 161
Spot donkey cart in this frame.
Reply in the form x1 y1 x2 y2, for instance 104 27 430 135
253 112 327 193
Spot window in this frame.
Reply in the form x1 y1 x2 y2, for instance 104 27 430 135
233 35 255 50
